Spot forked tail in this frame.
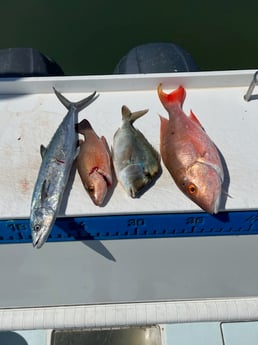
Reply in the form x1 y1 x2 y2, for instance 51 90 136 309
121 105 149 123
157 83 186 110
53 87 97 112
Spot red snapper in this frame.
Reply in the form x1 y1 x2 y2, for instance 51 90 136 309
76 119 112 206
158 84 224 214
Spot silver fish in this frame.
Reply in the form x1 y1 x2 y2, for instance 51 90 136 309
30 88 96 248
112 105 161 197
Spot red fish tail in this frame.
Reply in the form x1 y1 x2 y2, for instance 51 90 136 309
157 84 186 108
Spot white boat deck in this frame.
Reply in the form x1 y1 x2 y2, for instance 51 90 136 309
0 70 258 342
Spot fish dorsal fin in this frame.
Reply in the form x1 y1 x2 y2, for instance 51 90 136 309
121 105 149 123
159 115 169 137
100 136 109 150
40 145 47 159
189 110 205 130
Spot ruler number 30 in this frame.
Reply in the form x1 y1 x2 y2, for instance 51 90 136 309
127 218 145 227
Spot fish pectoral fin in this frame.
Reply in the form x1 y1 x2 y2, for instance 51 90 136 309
97 168 112 186
196 157 224 182
40 179 50 203
222 189 232 198
40 145 47 159
54 150 66 164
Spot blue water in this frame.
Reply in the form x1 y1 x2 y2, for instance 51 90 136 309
1 0 258 75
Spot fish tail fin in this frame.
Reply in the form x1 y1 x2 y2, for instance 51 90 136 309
75 91 97 112
157 83 186 108
53 87 97 112
75 119 93 134
122 105 149 123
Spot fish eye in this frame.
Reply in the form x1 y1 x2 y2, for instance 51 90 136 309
144 171 152 180
87 185 95 194
34 224 41 232
188 183 197 195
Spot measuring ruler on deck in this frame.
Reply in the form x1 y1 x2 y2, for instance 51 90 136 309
1 210 258 244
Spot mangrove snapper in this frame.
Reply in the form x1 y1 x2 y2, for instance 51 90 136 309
76 119 112 206
30 88 97 248
112 105 161 197
158 84 223 214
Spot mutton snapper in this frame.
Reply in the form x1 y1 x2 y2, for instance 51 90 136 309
30 88 97 248
76 119 112 206
157 84 224 214
112 105 161 197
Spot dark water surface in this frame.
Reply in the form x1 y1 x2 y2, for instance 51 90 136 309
1 1 258 75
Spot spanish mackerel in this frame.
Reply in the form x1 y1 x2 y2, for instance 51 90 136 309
30 88 96 248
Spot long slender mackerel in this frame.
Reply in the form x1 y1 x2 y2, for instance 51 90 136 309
30 88 97 248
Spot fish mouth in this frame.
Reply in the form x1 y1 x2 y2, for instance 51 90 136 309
198 188 221 214
32 234 44 249
30 207 55 248
32 229 50 249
